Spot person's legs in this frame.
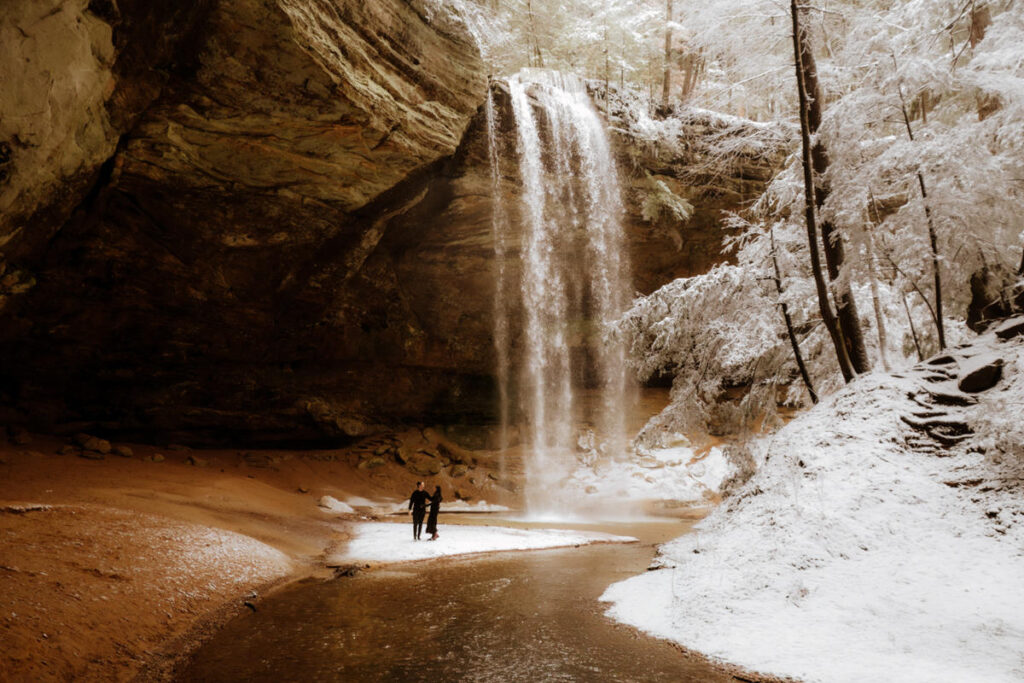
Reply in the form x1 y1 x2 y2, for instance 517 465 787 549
413 511 424 540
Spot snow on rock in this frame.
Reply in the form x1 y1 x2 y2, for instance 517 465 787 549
601 331 1024 683
335 522 636 564
318 495 355 514
565 444 733 506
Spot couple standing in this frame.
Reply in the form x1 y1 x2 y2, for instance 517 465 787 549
408 481 442 541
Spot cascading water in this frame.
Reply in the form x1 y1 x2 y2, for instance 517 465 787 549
488 71 634 516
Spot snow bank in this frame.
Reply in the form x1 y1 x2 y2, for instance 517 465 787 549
602 331 1024 683
564 445 733 506
336 522 636 564
317 495 355 514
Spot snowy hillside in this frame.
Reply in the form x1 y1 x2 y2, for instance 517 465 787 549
601 319 1024 683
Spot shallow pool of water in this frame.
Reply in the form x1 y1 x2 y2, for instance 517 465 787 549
178 517 738 682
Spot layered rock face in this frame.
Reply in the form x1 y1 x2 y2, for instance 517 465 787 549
0 0 782 444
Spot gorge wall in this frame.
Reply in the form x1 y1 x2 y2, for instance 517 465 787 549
0 0 783 445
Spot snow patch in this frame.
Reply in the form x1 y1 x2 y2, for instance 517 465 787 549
317 495 355 514
335 522 636 564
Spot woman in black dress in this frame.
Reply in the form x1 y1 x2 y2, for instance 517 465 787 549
425 485 442 541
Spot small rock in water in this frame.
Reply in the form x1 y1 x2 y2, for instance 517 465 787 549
148 454 165 463
450 464 468 478
79 451 105 460
187 454 208 467
113 445 134 458
58 445 80 456
298 486 310 494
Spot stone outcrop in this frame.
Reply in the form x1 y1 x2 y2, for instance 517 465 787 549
0 0 488 443
0 0 784 444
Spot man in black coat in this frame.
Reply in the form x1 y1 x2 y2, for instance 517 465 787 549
408 481 429 540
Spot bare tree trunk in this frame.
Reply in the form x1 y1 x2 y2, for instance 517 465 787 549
797 6 870 375
902 292 925 362
866 193 891 371
895 67 946 350
865 237 891 371
526 0 543 68
603 26 610 113
791 0 856 382
680 50 703 101
771 225 818 403
661 0 673 109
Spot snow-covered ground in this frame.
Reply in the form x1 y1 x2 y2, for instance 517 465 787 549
565 444 733 507
335 521 636 564
601 327 1024 683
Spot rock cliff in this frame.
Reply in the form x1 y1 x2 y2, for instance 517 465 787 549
0 0 784 444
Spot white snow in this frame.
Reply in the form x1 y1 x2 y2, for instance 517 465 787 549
601 330 1024 683
352 498 511 515
335 521 636 564
317 495 355 514
442 499 512 513
564 445 733 507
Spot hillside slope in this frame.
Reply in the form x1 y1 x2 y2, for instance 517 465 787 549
602 318 1024 682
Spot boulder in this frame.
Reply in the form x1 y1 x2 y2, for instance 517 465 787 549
407 454 442 477
112 446 134 458
357 456 386 470
958 359 1004 393
995 317 1024 341
82 437 112 454
450 463 468 478
967 266 1020 332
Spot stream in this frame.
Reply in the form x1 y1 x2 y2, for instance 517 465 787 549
178 516 739 682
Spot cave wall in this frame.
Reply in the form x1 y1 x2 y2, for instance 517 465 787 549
0 0 782 445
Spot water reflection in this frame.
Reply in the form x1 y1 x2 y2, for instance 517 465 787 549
179 520 734 682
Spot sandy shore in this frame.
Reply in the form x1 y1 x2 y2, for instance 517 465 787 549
0 432 512 681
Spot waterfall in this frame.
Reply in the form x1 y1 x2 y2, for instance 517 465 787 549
489 71 634 516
